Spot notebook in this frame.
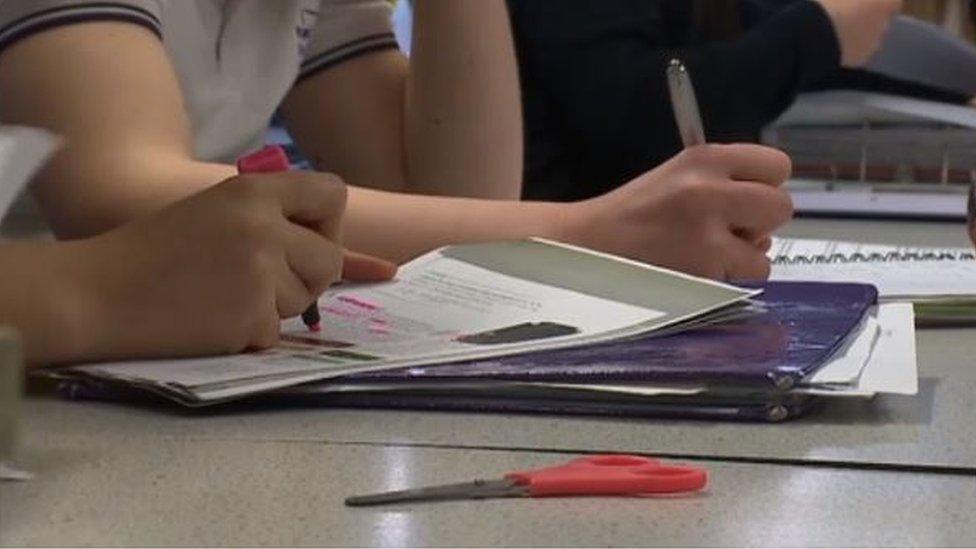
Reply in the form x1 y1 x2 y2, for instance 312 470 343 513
769 237 976 303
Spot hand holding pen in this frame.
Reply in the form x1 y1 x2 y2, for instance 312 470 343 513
237 146 396 332
666 58 785 254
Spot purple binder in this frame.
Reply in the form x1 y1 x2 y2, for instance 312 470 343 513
57 282 875 422
343 281 878 391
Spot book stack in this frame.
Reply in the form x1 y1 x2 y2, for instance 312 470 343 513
51 239 916 422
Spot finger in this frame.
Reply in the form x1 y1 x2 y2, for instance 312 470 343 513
274 253 317 318
732 230 774 251
247 312 282 351
342 250 398 282
756 236 773 253
720 234 772 282
282 223 344 299
693 143 792 185
719 181 794 236
268 172 347 237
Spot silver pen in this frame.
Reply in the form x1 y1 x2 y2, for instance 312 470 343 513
666 58 706 148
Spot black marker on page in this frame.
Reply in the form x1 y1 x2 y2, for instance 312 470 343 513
236 145 322 332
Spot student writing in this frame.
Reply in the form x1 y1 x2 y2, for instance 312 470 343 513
0 0 792 280
508 0 973 201
0 171 394 366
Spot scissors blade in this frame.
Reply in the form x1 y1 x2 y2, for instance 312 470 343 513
345 478 526 507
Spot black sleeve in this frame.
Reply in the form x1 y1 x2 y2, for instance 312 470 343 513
511 0 841 198
806 69 972 105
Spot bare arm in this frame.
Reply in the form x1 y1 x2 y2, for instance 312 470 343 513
0 20 793 279
405 0 522 198
0 20 550 262
0 22 235 238
282 0 522 199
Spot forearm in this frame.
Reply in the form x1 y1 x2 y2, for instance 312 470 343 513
344 185 565 263
33 150 235 238
0 22 236 237
406 0 523 198
47 150 567 266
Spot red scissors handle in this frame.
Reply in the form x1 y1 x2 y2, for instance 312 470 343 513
505 454 707 497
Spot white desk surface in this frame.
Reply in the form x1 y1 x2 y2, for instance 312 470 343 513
4 218 975 546
3 432 974 547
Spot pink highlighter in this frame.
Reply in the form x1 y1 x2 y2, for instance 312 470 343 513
237 145 322 332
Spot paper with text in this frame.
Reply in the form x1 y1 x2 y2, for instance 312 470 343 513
65 239 757 404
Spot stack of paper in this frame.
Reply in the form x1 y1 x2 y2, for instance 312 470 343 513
283 303 916 402
56 280 913 422
53 239 759 405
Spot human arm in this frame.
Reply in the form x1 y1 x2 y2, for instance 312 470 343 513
282 0 522 199
0 21 236 238
509 0 903 192
0 171 394 367
0 13 791 278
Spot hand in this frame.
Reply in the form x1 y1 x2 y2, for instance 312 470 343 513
816 0 902 67
70 172 395 361
559 144 794 280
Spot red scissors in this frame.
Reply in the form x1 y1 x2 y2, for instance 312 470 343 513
345 454 707 507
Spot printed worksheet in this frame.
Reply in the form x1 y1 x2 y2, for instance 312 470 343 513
65 239 758 404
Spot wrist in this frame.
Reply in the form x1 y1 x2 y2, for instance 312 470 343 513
546 200 595 248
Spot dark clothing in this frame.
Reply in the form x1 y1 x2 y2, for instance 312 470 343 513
509 0 971 201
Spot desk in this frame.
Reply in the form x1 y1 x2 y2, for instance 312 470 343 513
3 429 974 546
3 218 975 545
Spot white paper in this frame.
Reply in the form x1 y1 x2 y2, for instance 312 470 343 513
855 303 918 395
0 127 58 221
808 316 879 384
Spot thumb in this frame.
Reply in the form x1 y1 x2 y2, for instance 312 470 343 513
342 250 398 282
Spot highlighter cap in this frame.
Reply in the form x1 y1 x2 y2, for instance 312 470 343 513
237 145 290 174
